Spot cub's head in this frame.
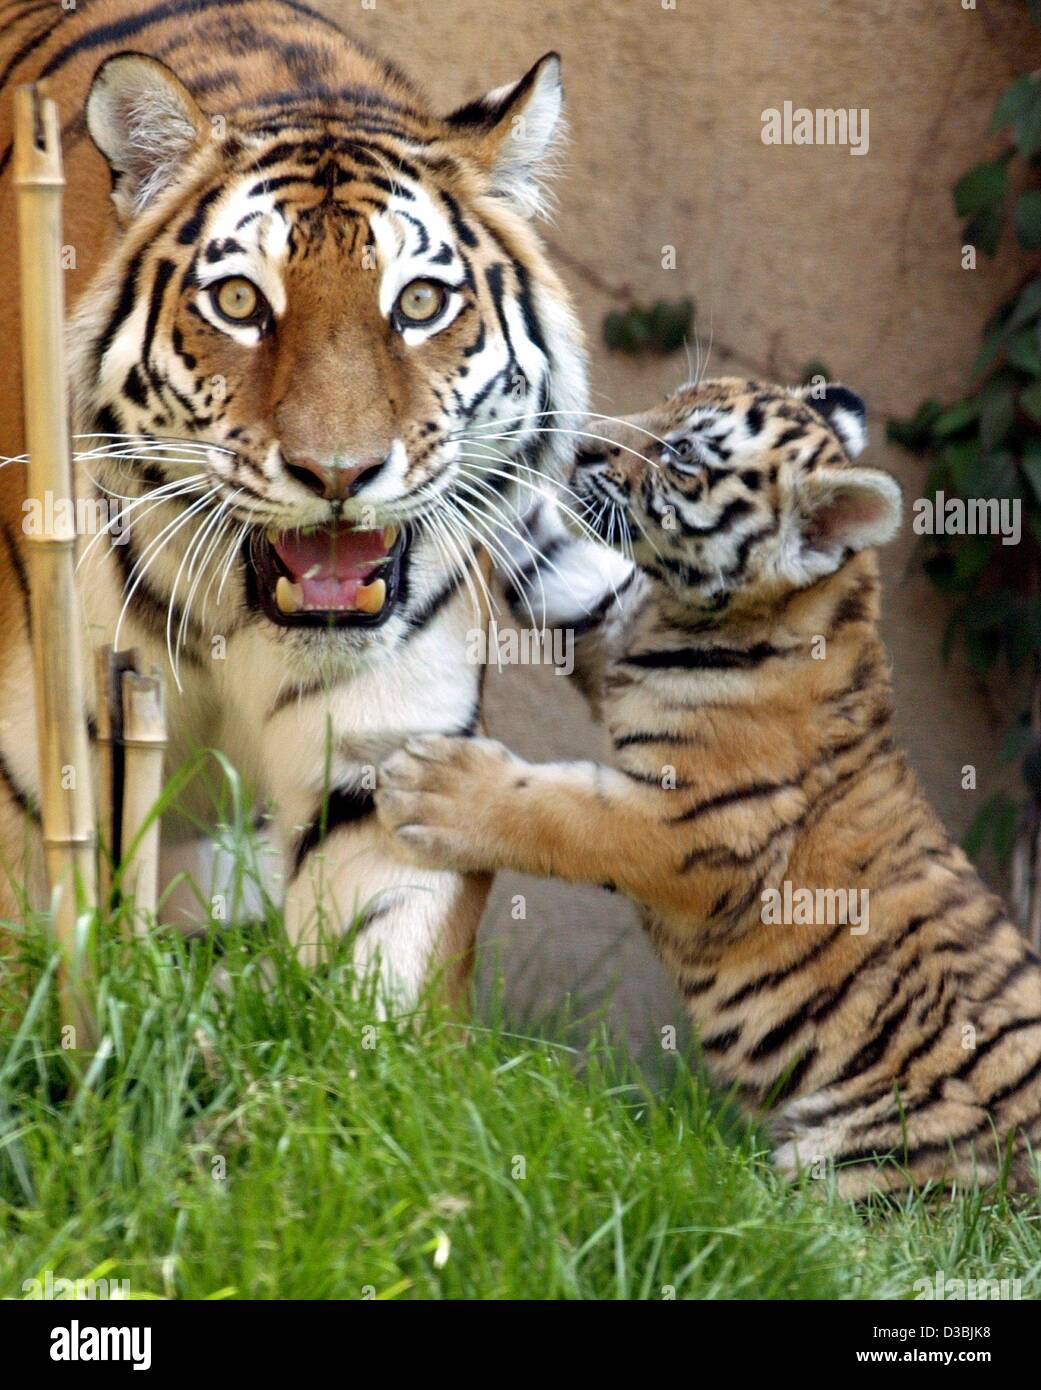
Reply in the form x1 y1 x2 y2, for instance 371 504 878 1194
73 50 584 637
570 377 901 609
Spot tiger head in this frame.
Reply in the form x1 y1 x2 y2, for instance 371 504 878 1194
71 49 584 643
570 378 902 610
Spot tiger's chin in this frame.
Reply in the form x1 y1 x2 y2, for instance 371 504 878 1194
249 521 410 630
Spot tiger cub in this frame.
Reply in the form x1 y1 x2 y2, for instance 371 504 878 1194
376 376 1041 1197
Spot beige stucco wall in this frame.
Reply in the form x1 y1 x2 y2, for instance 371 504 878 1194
332 0 1040 1042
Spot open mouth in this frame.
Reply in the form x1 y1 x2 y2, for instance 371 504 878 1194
252 522 408 628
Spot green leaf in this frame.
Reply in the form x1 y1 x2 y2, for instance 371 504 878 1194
953 534 995 587
1019 377 1041 422
964 204 1005 258
1000 723 1035 764
602 309 650 354
963 792 1019 864
1005 327 1041 374
924 456 952 495
1016 189 1041 250
1007 278 1041 331
800 358 831 386
991 75 1038 133
973 326 1008 376
932 400 979 437
979 383 1016 449
975 448 1020 500
954 158 1010 218
646 298 694 354
886 400 942 450
603 301 693 356
1020 437 1041 503
944 437 981 495
1015 80 1041 156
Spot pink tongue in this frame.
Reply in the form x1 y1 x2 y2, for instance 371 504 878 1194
271 526 389 610
272 526 388 581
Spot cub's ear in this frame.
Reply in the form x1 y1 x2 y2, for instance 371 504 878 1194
444 53 564 217
791 382 867 458
86 52 209 221
792 466 902 577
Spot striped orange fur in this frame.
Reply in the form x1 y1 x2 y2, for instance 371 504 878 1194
377 377 1041 1196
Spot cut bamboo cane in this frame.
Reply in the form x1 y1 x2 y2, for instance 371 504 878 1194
14 85 98 1050
95 645 137 906
120 667 166 928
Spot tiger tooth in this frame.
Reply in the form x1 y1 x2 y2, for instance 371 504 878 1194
383 524 399 548
275 576 304 614
354 577 386 614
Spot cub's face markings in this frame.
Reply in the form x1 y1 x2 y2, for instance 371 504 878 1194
571 377 899 604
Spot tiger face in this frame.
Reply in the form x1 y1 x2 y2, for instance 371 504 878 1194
70 49 584 644
570 378 902 609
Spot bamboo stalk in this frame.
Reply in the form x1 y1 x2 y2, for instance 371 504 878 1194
14 86 98 1050
95 648 115 906
120 667 166 927
95 645 137 905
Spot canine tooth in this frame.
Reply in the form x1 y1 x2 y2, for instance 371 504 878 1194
383 524 399 548
275 576 304 614
354 577 386 614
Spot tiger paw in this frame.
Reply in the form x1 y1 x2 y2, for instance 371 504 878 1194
376 735 525 871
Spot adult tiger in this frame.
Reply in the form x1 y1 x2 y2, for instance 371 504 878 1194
0 0 584 1005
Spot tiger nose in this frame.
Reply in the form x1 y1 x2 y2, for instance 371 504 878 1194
285 455 384 500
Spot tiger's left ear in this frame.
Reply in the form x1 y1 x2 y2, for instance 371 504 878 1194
792 465 902 576
791 383 868 458
444 53 564 217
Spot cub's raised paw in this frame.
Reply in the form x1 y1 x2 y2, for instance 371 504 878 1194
375 735 524 871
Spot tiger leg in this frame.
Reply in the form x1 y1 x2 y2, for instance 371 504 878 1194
282 797 489 1011
375 735 702 912
0 781 48 1027
770 1085 1002 1199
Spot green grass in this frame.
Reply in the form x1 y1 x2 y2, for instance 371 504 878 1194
2 904 1041 1302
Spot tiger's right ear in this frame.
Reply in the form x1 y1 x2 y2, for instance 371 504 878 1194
86 53 210 222
443 53 565 219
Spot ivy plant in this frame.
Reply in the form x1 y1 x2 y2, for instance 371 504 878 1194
889 59 1041 869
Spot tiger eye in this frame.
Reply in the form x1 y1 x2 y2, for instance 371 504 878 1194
214 277 260 322
397 279 447 325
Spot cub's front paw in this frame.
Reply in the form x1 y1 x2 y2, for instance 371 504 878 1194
375 735 524 871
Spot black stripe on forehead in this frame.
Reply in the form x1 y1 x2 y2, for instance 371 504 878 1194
176 185 224 244
249 135 425 182
437 188 479 249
